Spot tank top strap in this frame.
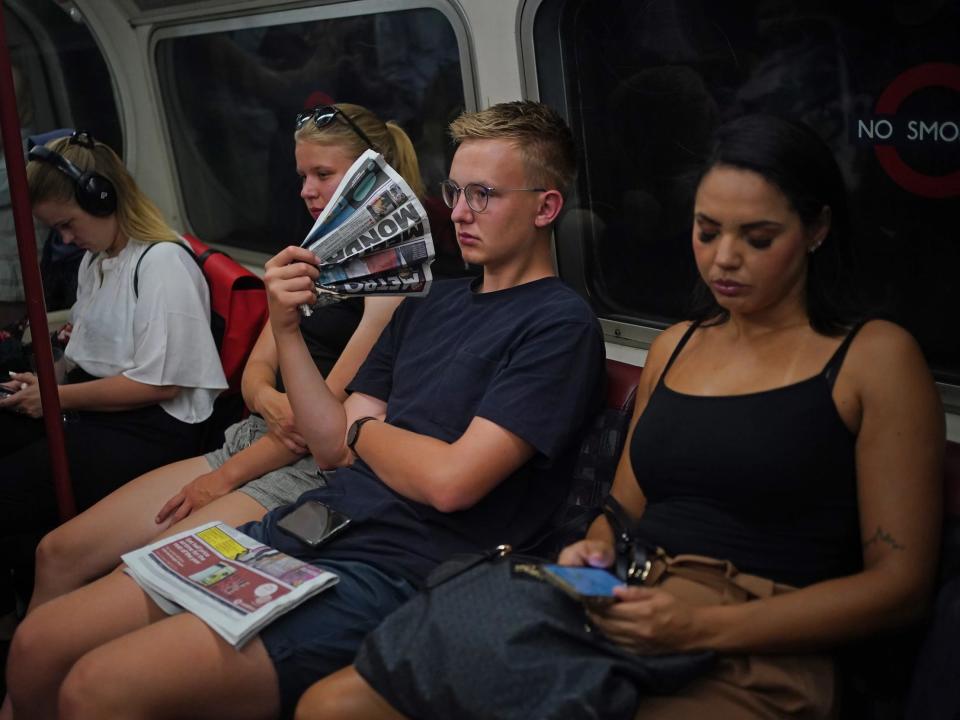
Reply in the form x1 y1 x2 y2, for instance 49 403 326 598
822 320 868 390
656 321 701 388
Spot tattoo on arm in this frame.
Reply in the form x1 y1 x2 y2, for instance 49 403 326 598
863 526 906 551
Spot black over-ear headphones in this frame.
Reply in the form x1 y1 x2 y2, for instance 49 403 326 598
28 131 118 217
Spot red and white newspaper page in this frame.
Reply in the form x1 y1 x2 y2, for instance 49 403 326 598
123 521 338 647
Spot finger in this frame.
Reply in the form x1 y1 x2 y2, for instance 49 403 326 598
288 431 307 447
171 500 193 524
282 436 305 454
272 289 318 309
265 246 318 270
613 586 656 602
156 494 185 524
8 371 35 384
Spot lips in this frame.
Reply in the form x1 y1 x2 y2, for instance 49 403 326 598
457 231 479 246
308 207 323 220
711 279 746 297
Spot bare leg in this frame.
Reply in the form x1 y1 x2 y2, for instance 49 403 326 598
57 613 280 720
295 666 407 720
30 456 212 609
7 571 169 719
30 458 267 610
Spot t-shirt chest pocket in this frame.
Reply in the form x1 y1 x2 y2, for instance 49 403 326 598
428 349 499 432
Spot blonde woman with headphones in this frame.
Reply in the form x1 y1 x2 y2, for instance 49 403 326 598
0 132 227 617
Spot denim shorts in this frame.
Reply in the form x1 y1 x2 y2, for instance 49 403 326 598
245 551 416 718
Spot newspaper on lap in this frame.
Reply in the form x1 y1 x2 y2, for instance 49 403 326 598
122 521 338 648
299 149 435 315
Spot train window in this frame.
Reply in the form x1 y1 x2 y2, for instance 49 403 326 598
1 1 122 151
2 1 123 151
533 0 960 383
154 7 466 260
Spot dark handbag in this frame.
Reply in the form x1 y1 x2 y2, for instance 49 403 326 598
355 555 715 720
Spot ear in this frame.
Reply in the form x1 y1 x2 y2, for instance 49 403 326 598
533 189 565 228
808 205 831 252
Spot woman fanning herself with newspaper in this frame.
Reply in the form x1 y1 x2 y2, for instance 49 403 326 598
19 104 444 620
300 115 944 720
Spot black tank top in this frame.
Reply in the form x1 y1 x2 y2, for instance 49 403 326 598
628 322 864 587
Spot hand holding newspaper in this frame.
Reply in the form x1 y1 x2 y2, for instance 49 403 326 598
123 521 338 648
299 149 435 315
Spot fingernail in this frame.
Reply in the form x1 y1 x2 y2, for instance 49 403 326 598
20 383 27 390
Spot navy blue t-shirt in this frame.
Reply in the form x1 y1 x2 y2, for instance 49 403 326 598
247 277 605 585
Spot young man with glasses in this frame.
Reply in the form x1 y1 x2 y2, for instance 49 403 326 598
7 100 605 720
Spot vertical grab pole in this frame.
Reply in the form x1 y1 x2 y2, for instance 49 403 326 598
0 12 76 520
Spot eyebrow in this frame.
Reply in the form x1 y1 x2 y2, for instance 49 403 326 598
695 212 783 230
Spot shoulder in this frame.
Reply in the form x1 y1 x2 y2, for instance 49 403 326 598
644 321 695 381
844 319 928 381
529 277 600 323
843 319 938 410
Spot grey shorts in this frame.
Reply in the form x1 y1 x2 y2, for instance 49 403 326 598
204 416 323 511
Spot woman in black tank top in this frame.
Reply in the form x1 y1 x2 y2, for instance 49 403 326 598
553 115 944 716
297 115 945 720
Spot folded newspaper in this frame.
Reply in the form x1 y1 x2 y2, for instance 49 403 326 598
299 148 435 314
122 521 338 648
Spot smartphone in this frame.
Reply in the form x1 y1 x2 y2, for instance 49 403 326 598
276 500 352 548
539 564 623 607
0 386 16 398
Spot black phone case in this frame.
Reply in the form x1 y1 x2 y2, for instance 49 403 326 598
276 500 352 548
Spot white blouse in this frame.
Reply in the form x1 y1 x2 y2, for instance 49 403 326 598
65 238 228 423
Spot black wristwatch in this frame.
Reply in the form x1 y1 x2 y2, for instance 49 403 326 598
346 416 377 457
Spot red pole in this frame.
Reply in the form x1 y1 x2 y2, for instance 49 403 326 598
0 11 76 519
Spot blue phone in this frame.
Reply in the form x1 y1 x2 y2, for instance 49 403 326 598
540 564 623 606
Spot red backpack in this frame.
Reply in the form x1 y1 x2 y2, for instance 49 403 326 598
134 234 268 393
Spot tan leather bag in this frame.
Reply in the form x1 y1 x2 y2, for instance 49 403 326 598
633 552 837 720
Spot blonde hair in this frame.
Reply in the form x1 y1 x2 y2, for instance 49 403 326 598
294 103 426 197
449 100 576 196
27 136 178 244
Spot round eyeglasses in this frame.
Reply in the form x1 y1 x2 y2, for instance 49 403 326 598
295 105 379 153
440 179 547 214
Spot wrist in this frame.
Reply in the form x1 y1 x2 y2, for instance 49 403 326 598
347 416 378 459
215 460 248 489
57 384 73 411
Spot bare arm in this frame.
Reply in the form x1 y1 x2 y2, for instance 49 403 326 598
265 246 364 466
155 431 303 524
591 321 944 654
558 324 686 567
0 371 179 417
324 296 401 400
349 415 536 512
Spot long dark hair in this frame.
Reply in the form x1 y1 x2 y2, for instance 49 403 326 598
688 114 862 336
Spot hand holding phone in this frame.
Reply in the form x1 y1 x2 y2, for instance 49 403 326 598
539 564 624 607
276 500 351 548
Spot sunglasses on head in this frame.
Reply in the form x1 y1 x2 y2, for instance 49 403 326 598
295 105 378 153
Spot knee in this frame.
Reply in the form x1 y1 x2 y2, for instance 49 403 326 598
294 667 392 720
35 525 75 578
58 650 122 720
7 608 65 704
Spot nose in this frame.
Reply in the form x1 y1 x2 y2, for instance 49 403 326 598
713 233 741 269
300 178 319 200
59 228 76 245
450 191 473 224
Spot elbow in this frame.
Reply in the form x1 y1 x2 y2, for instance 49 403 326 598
310 443 350 472
157 385 181 401
423 469 483 513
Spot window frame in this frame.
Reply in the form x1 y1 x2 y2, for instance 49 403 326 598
147 0 477 269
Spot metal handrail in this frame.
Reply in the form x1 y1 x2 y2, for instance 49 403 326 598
0 9 75 520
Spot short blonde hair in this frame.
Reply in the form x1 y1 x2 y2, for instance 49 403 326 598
448 100 576 195
294 103 426 197
27 136 177 244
